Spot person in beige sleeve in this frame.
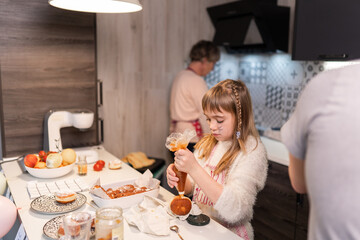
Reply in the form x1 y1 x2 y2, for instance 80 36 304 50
170 40 220 151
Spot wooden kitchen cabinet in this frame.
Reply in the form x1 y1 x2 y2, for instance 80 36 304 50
295 194 310 240
253 161 309 240
0 0 98 156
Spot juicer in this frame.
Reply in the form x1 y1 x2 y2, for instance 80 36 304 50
43 109 94 152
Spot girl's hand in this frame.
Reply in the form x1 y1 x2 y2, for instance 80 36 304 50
174 148 198 174
166 163 179 188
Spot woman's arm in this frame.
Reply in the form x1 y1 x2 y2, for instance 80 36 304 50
288 153 307 194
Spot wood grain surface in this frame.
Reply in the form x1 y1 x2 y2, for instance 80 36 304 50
0 0 97 156
253 161 298 240
96 0 234 163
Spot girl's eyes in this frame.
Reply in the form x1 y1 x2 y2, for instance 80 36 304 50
206 118 224 124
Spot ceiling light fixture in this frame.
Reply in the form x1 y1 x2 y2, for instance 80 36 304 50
48 0 142 13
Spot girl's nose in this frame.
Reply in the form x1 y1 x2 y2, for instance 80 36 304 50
209 120 217 130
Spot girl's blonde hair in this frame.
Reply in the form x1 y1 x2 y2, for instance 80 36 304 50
195 79 259 175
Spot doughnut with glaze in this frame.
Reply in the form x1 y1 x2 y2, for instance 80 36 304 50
55 190 77 204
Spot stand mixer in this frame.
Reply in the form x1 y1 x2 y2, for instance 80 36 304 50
43 109 94 152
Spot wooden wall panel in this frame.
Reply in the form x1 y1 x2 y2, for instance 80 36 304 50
97 0 234 163
0 0 97 156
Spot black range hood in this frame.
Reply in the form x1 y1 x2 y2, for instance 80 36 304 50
207 0 290 53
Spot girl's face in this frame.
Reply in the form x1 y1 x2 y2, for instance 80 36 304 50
204 107 235 141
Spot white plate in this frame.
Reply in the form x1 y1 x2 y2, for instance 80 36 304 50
25 162 75 179
31 193 86 214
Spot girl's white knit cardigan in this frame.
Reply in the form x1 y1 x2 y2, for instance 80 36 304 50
194 136 268 226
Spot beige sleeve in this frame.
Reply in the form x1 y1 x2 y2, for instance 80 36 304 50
189 79 209 134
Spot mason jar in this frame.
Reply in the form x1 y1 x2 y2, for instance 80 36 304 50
95 207 123 240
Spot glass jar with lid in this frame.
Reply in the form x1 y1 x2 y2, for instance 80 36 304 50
95 207 123 240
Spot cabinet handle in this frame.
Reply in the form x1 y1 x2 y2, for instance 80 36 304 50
98 118 104 143
97 79 103 107
318 54 348 60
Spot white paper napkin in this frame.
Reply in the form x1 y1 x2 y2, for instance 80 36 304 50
134 169 160 189
124 196 172 236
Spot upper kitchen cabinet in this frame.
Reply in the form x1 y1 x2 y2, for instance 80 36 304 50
0 0 98 157
207 0 290 54
292 0 360 61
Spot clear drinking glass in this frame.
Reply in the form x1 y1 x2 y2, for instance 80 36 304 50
77 155 87 176
62 212 92 240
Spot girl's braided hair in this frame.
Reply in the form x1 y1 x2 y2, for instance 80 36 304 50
195 79 259 175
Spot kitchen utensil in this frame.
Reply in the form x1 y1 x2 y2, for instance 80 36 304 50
165 129 196 196
43 109 94 152
170 225 184 240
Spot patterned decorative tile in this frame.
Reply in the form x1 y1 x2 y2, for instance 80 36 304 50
238 61 252 83
303 61 325 85
253 105 264 126
205 61 221 88
281 85 302 123
261 108 283 128
204 50 329 128
265 85 283 110
220 60 239 81
247 83 266 106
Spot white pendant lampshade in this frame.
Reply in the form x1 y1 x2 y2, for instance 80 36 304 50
48 0 142 13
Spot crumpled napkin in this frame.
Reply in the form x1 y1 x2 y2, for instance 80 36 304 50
124 196 172 236
124 195 203 236
134 169 160 189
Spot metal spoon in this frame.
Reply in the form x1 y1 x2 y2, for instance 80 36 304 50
170 225 184 240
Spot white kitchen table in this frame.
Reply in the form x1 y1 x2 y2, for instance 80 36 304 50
2 146 242 240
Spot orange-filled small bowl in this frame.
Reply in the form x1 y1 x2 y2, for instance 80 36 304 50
170 195 192 216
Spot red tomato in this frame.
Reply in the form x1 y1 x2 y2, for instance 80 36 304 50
93 163 103 171
38 150 47 162
39 150 46 158
96 160 105 167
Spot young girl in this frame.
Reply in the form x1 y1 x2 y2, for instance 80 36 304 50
166 79 268 240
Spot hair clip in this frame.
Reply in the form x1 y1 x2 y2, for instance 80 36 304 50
236 131 241 139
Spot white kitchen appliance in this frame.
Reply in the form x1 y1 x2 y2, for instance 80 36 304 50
43 109 94 152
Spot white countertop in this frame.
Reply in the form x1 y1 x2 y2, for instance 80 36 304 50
2 146 242 240
260 136 289 166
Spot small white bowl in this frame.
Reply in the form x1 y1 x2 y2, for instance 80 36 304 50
25 162 75 179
